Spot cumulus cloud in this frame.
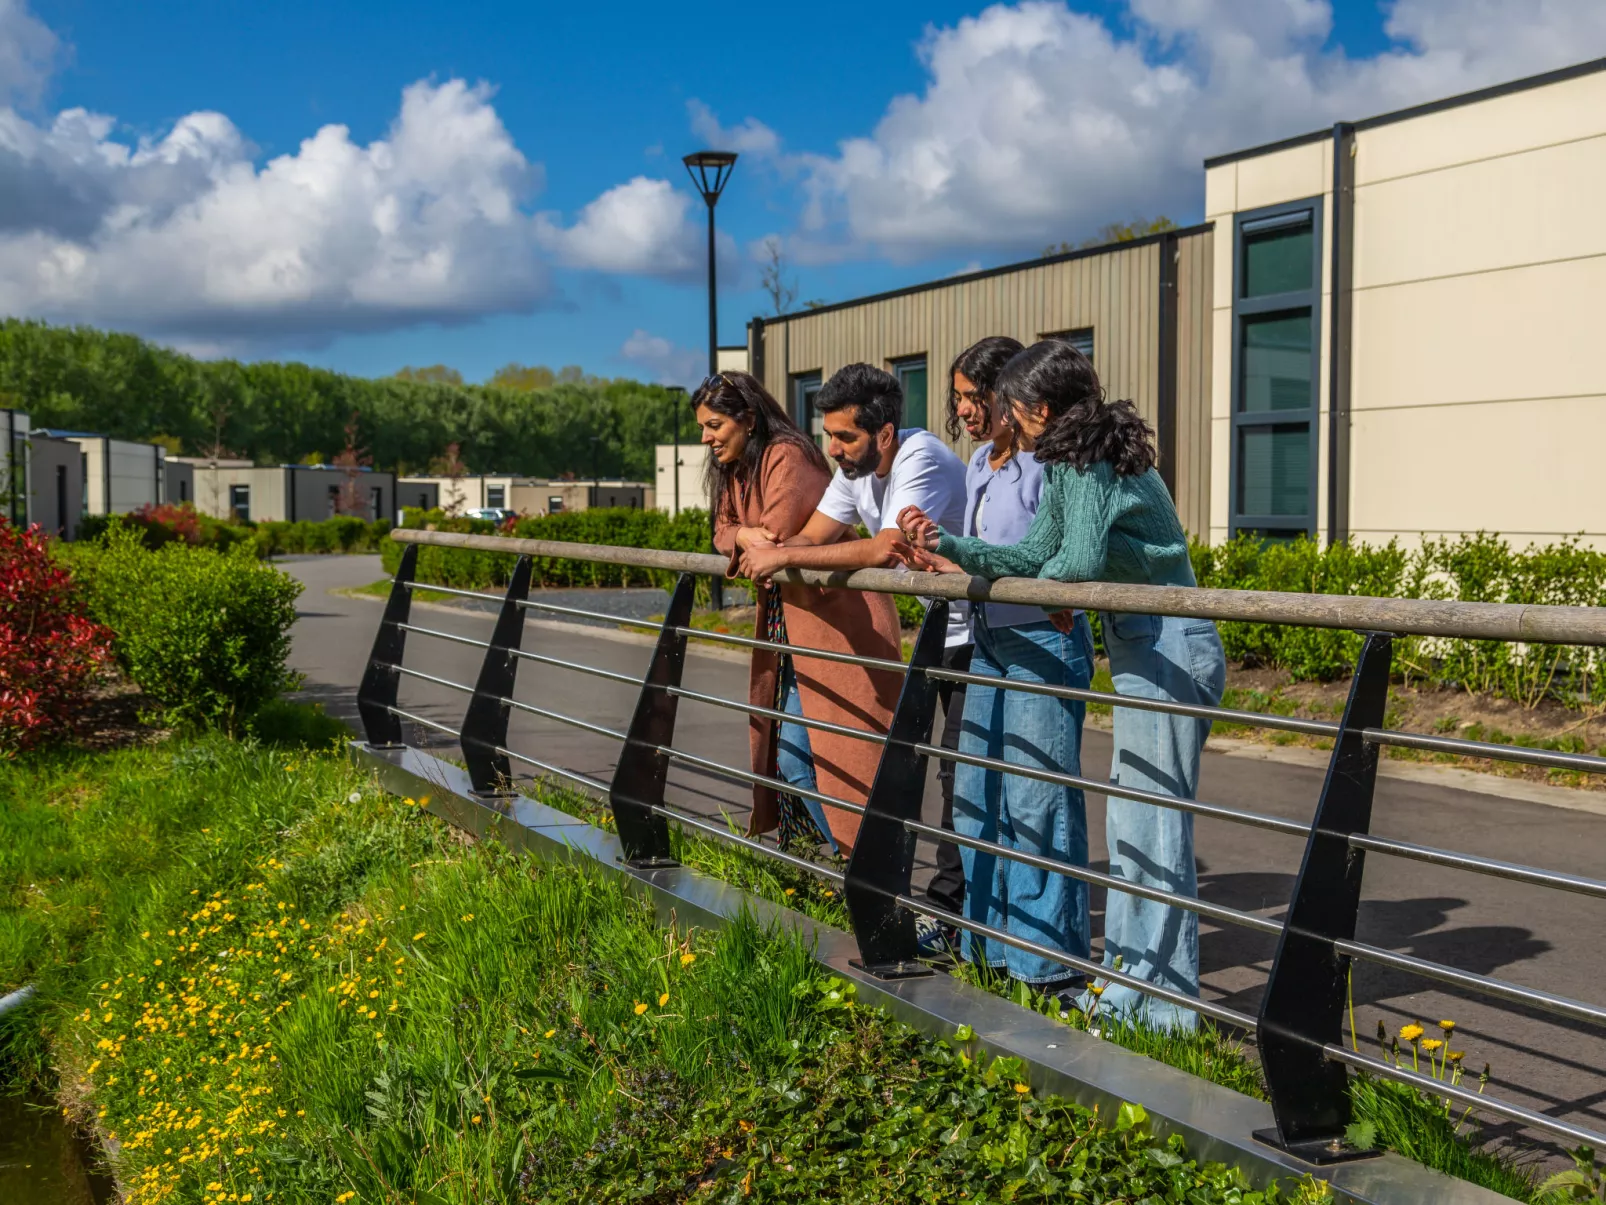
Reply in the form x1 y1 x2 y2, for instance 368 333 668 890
795 0 1606 259
619 328 704 386
0 2 710 351
687 99 782 159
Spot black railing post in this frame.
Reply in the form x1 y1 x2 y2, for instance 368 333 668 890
843 599 949 979
1255 631 1393 1164
608 572 697 867
356 543 418 747
459 555 533 795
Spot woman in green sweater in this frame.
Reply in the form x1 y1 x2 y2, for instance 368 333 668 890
898 338 1225 1032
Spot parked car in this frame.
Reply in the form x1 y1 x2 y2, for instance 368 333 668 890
465 507 517 524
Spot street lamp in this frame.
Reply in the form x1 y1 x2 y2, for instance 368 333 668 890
665 385 688 516
683 150 736 607
682 150 738 377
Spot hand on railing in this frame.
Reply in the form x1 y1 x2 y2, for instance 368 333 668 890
896 504 942 551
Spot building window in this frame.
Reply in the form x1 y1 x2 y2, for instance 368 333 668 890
229 484 250 522
179 479 189 503
1231 200 1321 540
416 491 431 509
890 355 928 431
55 465 68 538
548 496 564 513
486 485 505 508
370 486 383 519
791 371 823 440
327 483 340 517
1043 327 1095 361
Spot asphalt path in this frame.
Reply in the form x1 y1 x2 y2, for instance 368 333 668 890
286 553 1606 1160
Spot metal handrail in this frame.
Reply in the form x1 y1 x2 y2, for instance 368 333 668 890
391 528 1606 646
383 663 476 695
402 580 506 605
510 647 642 687
674 624 910 675
383 705 462 739
652 744 866 819
1345 833 1606 901
519 598 666 630
1362 727 1606 775
394 622 493 650
667 684 889 745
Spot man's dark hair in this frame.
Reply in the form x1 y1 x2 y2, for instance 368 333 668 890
814 363 902 435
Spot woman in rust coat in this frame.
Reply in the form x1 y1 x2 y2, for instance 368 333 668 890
696 372 903 855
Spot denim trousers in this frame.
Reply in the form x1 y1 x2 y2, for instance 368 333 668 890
775 662 839 856
1095 611 1227 1032
953 612 1094 985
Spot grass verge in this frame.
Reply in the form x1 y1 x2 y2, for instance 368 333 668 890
3 726 1333 1203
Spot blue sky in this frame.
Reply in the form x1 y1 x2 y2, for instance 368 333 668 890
8 0 1604 383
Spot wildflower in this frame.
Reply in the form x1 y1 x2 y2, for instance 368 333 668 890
347 793 361 804
1421 1038 1443 1052
784 888 795 896
680 953 696 968
335 1194 355 1204
1448 1050 1465 1063
544 1029 557 1039
1398 1024 1424 1042
1438 1019 1456 1034
471 1114 482 1125
658 992 670 1008
633 1001 648 1016
1088 985 1105 997
1013 1083 1031 1095
412 933 425 942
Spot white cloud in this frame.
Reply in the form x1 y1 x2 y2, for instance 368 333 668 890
0 0 55 104
537 176 702 277
687 99 782 159
619 328 704 386
796 0 1606 259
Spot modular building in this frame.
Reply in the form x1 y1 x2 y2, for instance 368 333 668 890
397 475 651 517
28 433 83 540
2 409 28 526
39 432 168 516
174 460 396 524
654 444 710 517
745 55 1606 551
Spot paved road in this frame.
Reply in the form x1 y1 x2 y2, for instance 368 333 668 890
286 554 1606 1159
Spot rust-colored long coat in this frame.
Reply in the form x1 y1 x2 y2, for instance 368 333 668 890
713 441 904 850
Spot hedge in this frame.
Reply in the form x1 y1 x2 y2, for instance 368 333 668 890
79 505 391 558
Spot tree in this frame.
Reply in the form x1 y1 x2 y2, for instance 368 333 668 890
487 363 557 391
430 442 471 516
758 236 798 316
394 364 464 386
1043 215 1178 257
330 413 373 517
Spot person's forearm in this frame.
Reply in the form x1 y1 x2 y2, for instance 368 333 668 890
771 538 889 572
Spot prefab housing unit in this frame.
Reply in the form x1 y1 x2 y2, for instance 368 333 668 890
182 462 395 523
28 434 83 540
747 225 1216 539
44 433 167 516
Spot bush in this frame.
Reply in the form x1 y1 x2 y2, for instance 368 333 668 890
0 521 114 752
79 503 257 554
73 529 303 730
253 516 391 557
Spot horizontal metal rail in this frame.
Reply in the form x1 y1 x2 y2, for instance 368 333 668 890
384 663 476 695
391 528 1606 647
645 801 847 887
500 697 630 743
652 745 866 819
667 684 888 745
1324 1044 1606 1152
925 665 1341 737
1332 939 1606 1028
1362 727 1606 775
519 598 665 630
384 705 462 740
401 580 506 605
910 741 1313 838
394 622 493 650
510 647 642 687
1346 833 1606 901
901 815 1285 936
673 624 910 675
893 892 1258 1032
499 747 612 796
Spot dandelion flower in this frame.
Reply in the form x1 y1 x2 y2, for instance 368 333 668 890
412 933 425 942
1013 1083 1031 1095
784 888 795 896
347 793 361 804
461 914 474 922
1398 1024 1424 1042
658 992 670 1008
1421 1038 1443 1052
544 1029 556 1039
633 1001 648 1016
471 1114 482 1125
680 953 696 968
1438 1019 1456 1034
1448 1050 1465 1063
1088 985 1105 997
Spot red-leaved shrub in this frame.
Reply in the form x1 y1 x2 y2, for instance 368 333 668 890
0 519 115 752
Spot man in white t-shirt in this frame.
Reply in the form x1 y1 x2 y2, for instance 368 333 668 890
741 362 972 945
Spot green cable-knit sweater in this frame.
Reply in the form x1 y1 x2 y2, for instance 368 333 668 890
935 461 1196 587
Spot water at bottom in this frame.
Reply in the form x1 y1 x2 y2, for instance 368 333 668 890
0 1092 117 1205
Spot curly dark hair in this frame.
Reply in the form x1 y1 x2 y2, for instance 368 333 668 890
692 371 827 524
813 362 902 435
944 335 1025 441
996 339 1155 476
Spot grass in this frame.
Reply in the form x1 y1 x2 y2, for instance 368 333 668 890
346 579 465 604
0 723 1334 1204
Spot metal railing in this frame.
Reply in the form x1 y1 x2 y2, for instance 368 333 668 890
356 529 1606 1164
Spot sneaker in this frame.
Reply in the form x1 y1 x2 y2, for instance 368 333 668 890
915 916 958 960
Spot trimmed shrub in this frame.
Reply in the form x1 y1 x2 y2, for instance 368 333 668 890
0 521 114 751
78 503 258 554
254 516 391 557
74 529 303 730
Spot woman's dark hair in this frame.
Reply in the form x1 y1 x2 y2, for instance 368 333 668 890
996 339 1156 475
693 370 828 523
944 335 1025 441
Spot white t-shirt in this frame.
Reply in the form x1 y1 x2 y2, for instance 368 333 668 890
817 428 971 647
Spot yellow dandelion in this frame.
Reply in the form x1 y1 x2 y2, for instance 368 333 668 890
1013 1083 1031 1095
1438 1019 1456 1033
1421 1038 1443 1052
784 888 795 896
461 914 474 922
680 953 696 968
633 1001 648 1016
1448 1050 1466 1062
1399 1024 1424 1042
544 1029 556 1039
658 992 670 1008
412 933 425 942
471 1114 482 1125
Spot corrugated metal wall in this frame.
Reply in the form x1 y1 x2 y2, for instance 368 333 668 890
753 227 1213 537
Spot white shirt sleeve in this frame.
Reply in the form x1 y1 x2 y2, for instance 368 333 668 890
881 442 963 533
814 468 863 527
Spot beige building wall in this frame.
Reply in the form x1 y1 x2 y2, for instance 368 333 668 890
654 444 711 516
753 229 1214 538
1205 61 1606 551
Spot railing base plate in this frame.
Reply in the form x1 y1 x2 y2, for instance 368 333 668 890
1251 1128 1383 1166
621 855 681 871
850 958 936 981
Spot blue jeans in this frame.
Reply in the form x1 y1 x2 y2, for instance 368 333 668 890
776 663 839 856
1095 611 1227 1032
954 613 1094 985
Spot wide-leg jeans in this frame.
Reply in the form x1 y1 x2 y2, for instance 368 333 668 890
1095 611 1227 1032
954 612 1094 985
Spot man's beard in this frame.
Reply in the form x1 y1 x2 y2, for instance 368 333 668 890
833 443 880 480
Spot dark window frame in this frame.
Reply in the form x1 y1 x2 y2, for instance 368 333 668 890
1230 196 1323 539
229 483 251 523
889 354 929 432
790 370 824 439
1041 327 1095 362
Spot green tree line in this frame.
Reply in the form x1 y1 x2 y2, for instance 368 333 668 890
0 319 698 479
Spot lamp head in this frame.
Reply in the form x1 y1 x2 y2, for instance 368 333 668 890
683 150 738 204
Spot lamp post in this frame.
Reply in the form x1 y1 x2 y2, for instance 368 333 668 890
683 150 737 607
590 435 601 509
665 385 687 516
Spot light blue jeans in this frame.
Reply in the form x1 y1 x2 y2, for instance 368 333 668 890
954 612 1095 985
1095 611 1227 1032
776 664 839 856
